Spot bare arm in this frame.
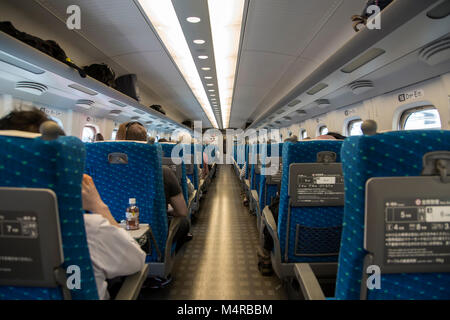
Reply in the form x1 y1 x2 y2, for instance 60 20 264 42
82 174 120 228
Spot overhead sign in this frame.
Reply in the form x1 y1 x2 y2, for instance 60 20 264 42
398 89 424 103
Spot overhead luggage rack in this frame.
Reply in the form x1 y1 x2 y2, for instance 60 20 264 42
0 30 192 133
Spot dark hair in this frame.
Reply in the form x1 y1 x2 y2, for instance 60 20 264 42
158 138 169 143
0 108 50 133
327 132 346 140
95 133 105 141
116 121 147 141
284 135 298 143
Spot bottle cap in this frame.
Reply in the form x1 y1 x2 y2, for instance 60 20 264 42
129 198 136 205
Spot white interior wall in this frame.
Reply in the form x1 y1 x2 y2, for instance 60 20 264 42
284 73 450 138
2 72 449 142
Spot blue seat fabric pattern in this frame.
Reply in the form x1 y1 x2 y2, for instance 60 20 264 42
0 136 98 300
336 130 450 300
84 142 167 261
277 141 344 263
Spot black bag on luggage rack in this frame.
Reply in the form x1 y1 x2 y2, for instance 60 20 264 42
83 63 116 87
114 74 140 101
150 104 166 115
182 120 193 128
351 0 394 32
0 21 86 78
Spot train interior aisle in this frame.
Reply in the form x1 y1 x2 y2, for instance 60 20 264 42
140 165 287 300
0 0 450 307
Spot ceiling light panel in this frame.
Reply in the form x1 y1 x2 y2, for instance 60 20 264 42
137 0 219 128
171 0 224 128
208 0 245 128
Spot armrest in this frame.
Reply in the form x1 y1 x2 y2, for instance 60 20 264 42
188 190 197 207
251 190 259 204
262 206 284 277
262 206 277 237
294 263 326 300
115 264 150 300
165 216 182 260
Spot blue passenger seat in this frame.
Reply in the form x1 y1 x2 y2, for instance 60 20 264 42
335 130 450 300
258 143 284 217
0 132 98 300
263 141 344 279
84 141 179 277
294 129 450 300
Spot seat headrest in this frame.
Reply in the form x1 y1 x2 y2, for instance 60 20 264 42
0 130 41 139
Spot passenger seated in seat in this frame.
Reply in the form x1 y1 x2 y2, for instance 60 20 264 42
0 108 147 300
202 150 210 179
0 108 49 132
95 133 105 141
326 132 347 140
284 135 298 143
116 121 192 252
81 174 146 299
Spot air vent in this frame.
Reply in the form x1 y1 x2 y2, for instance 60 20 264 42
287 99 301 107
68 83 98 96
315 99 331 108
109 110 122 117
427 1 450 19
76 99 95 109
307 83 328 95
276 109 285 115
110 100 127 108
130 116 140 120
341 48 385 73
348 80 374 95
15 81 47 96
133 109 145 115
296 110 307 114
0 51 45 75
419 36 450 66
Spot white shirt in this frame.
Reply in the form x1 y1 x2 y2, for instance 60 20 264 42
83 214 146 300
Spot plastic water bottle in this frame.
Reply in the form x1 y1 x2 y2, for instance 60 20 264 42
126 198 139 230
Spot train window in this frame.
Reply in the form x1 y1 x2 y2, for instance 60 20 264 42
300 129 308 140
400 106 441 130
347 119 363 136
111 128 118 140
81 125 97 142
318 125 328 136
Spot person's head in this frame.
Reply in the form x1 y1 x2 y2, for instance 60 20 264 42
284 135 298 143
95 133 104 141
326 132 346 140
116 121 147 141
158 138 168 143
315 135 337 140
0 108 50 133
